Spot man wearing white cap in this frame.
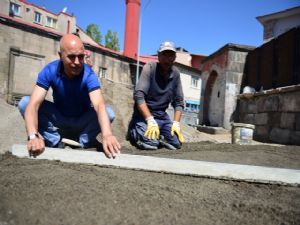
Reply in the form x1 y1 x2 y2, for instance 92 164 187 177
128 41 184 150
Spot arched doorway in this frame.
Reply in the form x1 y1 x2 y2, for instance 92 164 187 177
203 70 218 125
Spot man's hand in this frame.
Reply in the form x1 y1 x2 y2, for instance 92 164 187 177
27 134 45 157
171 121 184 143
102 134 121 159
144 116 160 140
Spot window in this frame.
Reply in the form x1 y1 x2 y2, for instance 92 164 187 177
46 16 57 28
185 103 191 111
34 12 42 23
98 67 107 79
185 101 200 113
191 76 199 88
9 2 20 16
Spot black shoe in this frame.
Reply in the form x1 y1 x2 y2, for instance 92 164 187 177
159 136 178 150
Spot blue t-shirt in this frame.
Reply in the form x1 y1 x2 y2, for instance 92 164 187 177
37 60 101 117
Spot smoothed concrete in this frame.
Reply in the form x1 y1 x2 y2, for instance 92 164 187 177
11 144 300 186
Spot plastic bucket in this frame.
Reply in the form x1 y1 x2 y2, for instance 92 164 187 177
231 123 255 144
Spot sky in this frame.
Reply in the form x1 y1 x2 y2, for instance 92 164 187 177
28 0 300 56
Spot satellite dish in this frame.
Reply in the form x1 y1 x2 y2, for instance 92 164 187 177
62 7 67 13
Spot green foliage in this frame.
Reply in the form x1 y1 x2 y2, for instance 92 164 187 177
105 30 120 51
86 23 102 44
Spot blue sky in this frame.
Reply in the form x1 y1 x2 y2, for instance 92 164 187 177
29 0 299 56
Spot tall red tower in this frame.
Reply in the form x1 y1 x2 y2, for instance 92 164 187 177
124 0 140 58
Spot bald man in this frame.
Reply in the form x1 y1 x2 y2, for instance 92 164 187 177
18 34 120 158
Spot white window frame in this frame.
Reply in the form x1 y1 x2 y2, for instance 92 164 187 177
10 2 21 16
191 76 199 88
34 12 42 24
46 16 57 28
98 67 107 79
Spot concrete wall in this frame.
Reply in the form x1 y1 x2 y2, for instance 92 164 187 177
0 0 10 15
238 85 300 145
224 50 249 128
91 53 132 85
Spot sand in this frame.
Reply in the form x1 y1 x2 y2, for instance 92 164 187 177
0 80 300 225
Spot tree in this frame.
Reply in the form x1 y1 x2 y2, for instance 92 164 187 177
105 30 120 51
86 23 102 44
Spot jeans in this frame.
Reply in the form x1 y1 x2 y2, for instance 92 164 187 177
18 96 115 148
128 111 180 148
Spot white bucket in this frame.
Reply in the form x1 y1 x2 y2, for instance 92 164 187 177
231 123 255 144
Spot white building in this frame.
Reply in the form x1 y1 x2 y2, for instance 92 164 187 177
175 48 201 113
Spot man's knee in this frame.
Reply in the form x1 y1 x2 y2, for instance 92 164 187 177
18 96 30 116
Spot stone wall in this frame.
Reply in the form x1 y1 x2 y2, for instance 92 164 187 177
238 85 300 145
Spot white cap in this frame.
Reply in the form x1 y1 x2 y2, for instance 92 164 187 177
158 41 176 53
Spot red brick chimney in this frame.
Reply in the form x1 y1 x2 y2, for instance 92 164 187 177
124 0 140 58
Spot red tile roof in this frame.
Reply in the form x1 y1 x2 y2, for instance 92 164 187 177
138 55 158 63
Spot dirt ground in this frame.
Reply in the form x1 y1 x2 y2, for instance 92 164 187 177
0 82 300 225
1 144 300 225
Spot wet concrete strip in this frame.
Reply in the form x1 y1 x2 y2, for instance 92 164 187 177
11 144 300 186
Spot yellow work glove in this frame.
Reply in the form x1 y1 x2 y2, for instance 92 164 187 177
171 121 184 143
144 116 160 140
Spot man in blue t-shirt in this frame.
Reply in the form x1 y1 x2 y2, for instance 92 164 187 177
128 41 185 150
18 34 120 158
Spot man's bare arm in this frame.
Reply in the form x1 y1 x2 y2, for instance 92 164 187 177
89 89 120 158
24 85 47 157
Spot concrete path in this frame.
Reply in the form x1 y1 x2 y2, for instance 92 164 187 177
11 144 300 186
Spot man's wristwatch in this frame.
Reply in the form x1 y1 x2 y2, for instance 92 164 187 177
27 133 39 141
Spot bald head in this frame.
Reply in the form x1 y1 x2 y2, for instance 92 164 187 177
59 34 85 78
59 34 84 53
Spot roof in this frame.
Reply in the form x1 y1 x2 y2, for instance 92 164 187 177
202 43 255 63
176 47 189 52
256 6 300 24
138 55 158 64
